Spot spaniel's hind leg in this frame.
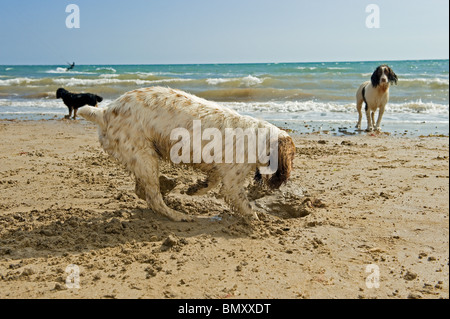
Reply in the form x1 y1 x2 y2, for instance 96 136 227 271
132 150 192 222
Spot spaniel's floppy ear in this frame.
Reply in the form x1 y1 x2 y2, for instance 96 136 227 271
387 67 398 85
371 66 381 88
266 135 296 189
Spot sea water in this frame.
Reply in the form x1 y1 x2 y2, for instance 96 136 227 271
0 60 448 136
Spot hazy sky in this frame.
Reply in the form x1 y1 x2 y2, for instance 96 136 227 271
0 0 448 64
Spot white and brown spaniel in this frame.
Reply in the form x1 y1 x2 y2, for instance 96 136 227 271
356 65 398 132
78 87 295 222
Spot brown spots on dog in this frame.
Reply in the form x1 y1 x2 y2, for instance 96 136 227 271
113 127 121 137
122 108 132 118
120 94 133 105
152 141 163 158
135 92 146 103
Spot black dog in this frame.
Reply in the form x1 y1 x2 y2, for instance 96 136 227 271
56 88 103 120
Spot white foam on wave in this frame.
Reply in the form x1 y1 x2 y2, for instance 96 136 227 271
207 75 264 87
96 67 117 73
327 67 351 70
0 98 114 109
0 77 35 86
99 74 120 79
45 67 96 75
223 100 449 115
241 75 263 86
0 99 66 109
400 77 449 87
50 77 193 86
0 76 194 87
206 78 235 85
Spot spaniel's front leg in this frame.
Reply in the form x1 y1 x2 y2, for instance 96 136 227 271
220 166 259 221
375 107 385 131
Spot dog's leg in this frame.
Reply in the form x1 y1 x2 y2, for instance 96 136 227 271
73 108 78 120
136 175 177 199
375 107 385 131
356 100 363 130
220 167 259 221
371 111 376 130
65 107 73 119
186 170 221 196
132 150 192 222
365 108 373 132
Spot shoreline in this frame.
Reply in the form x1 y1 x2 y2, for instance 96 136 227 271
1 117 448 139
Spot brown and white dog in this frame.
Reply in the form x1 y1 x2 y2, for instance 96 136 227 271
356 65 398 131
78 86 295 222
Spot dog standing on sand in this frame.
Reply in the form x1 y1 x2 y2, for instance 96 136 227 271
56 88 103 120
356 65 398 132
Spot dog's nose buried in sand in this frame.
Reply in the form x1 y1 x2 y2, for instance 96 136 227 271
78 87 295 222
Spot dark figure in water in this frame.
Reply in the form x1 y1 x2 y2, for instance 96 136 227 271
66 62 75 71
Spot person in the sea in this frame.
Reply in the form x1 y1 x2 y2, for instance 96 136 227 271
66 62 75 71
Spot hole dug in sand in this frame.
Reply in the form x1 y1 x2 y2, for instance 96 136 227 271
247 181 327 219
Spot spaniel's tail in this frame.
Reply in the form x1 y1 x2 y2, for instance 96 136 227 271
78 106 105 129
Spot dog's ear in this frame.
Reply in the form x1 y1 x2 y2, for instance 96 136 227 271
387 67 398 85
56 88 63 99
371 66 381 88
266 135 295 189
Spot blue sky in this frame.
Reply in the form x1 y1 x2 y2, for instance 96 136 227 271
0 0 448 64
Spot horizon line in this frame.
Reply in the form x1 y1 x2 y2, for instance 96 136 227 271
1 58 449 67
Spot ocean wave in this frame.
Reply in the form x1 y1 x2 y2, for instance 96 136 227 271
0 99 66 109
400 78 449 89
45 67 96 75
206 75 265 87
99 74 120 79
0 76 193 87
0 98 113 109
197 88 314 102
0 77 37 86
206 78 235 85
224 101 354 113
222 100 448 115
327 67 351 70
390 101 449 114
96 67 117 73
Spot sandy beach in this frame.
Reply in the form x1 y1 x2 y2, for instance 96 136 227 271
0 119 448 299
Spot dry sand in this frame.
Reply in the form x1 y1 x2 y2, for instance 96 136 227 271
0 119 448 299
